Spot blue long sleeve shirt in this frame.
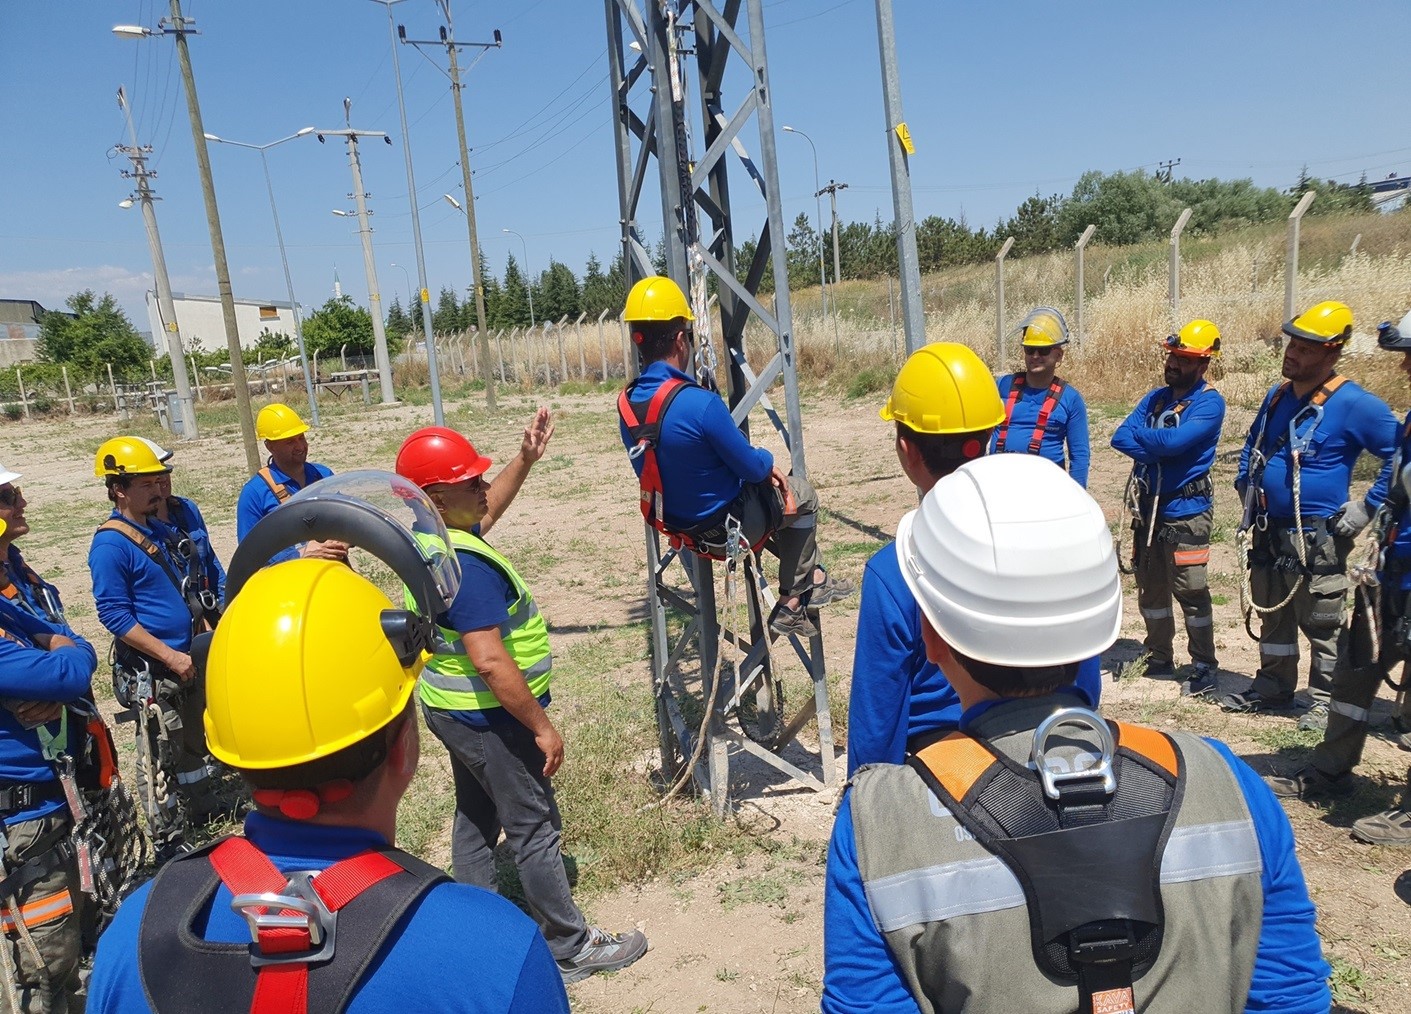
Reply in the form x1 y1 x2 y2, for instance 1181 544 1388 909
236 459 335 565
0 600 96 824
88 513 193 652
89 813 570 1014
823 725 1331 1013
2 544 71 634
991 374 1091 486
1236 378 1397 519
1370 411 1411 589
167 495 227 603
847 542 1102 776
1111 379 1226 520
620 361 773 528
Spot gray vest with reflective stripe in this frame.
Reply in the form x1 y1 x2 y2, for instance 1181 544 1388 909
850 698 1264 1014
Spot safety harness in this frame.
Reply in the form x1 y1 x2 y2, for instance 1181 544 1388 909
907 709 1180 1014
138 836 448 1014
257 467 293 504
997 375 1067 455
1349 415 1411 694
0 556 62 626
1119 387 1213 575
1237 376 1348 634
618 376 774 562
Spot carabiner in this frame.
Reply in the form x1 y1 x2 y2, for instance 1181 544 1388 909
1288 402 1325 456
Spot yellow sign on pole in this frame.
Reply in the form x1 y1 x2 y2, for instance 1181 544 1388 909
420 288 431 304
895 122 915 156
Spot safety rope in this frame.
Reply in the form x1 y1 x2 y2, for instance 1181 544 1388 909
1117 472 1144 576
1238 448 1308 639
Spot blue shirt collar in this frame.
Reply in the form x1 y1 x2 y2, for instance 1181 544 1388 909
243 811 390 861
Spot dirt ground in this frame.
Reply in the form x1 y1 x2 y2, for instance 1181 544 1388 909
8 382 1411 1012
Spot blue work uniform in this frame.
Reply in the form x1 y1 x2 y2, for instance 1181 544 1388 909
1 545 72 635
822 700 1332 1014
1111 378 1225 520
1366 410 1411 587
88 513 194 653
166 495 227 603
0 602 95 825
619 361 772 529
847 542 1102 776
89 812 570 1014
235 460 334 565
991 374 1091 486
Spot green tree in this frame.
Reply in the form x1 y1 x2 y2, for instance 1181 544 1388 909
538 260 581 322
36 290 152 382
786 212 822 289
385 296 411 341
433 287 461 333
301 295 374 356
582 252 623 318
1000 192 1062 256
252 329 293 360
499 254 531 328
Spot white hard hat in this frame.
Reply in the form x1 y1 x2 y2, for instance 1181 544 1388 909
135 437 174 463
896 454 1121 668
0 464 19 486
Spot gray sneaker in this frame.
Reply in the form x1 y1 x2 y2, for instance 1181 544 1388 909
1391 716 1411 752
1297 702 1329 732
1351 806 1411 846
1181 663 1218 698
1263 764 1353 800
557 925 648 984
807 570 855 609
769 602 818 639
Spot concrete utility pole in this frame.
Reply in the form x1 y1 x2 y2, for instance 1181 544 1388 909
400 1 501 411
114 0 259 470
1169 207 1193 318
115 86 198 440
818 180 849 296
319 102 397 406
1285 191 1317 320
874 0 925 355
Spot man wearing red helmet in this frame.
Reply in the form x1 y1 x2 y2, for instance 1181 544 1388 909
396 425 647 985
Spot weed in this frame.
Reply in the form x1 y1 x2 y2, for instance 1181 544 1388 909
846 366 894 400
1329 955 1369 1005
715 967 739 983
1210 594 1230 606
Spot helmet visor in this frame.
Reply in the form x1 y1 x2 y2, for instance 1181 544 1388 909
1011 307 1068 347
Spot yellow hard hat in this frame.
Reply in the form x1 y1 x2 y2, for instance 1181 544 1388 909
1283 301 1353 346
1015 306 1069 347
623 275 694 323
94 436 172 478
256 403 310 442
202 559 419 771
880 342 1004 434
1162 319 1221 358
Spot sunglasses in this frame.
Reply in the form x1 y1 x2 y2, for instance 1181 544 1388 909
1023 347 1056 358
0 486 21 508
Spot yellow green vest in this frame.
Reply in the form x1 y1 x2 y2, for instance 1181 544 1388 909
410 528 552 712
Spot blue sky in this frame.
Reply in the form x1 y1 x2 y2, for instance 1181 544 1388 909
2 1 1405 328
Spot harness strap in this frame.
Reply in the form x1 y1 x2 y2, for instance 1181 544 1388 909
997 375 1067 455
258 468 292 504
98 518 211 633
1255 375 1348 468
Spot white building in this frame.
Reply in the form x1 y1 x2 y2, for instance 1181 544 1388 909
144 291 300 354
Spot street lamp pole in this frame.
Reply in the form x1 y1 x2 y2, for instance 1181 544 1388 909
389 263 413 310
114 0 260 472
502 229 535 329
371 0 444 426
205 128 321 424
781 125 828 319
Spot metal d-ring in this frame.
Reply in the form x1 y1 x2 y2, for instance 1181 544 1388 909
1031 706 1117 802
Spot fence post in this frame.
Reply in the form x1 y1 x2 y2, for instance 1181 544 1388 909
1074 224 1095 345
1168 207 1193 320
596 309 610 380
555 316 569 384
107 363 125 419
189 356 203 402
622 315 637 382
15 368 30 420
1286 191 1317 320
994 236 1014 370
495 329 506 384
1349 233 1362 256
61 366 75 414
574 312 588 379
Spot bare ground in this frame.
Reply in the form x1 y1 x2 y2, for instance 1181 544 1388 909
8 384 1410 1012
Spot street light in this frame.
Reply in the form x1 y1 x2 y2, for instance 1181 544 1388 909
781 125 829 319
502 228 535 329
389 262 413 309
114 1 261 473
205 128 321 425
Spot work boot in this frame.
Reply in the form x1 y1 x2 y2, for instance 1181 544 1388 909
1391 716 1411 753
806 569 855 609
1297 702 1330 732
1350 806 1411 846
769 601 818 639
1143 656 1175 678
1181 662 1218 698
1220 689 1295 714
1116 655 1171 680
557 925 648 984
1264 765 1354 801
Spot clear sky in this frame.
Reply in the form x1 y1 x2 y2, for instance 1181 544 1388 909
2 1 1406 329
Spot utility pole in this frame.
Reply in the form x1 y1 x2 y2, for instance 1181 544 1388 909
318 101 397 405
1157 157 1181 184
115 86 198 440
400 2 501 411
874 0 924 355
818 180 849 296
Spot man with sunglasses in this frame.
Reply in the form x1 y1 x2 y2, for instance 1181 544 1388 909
991 306 1091 487
395 426 647 985
88 437 223 860
0 468 70 633
1112 321 1227 697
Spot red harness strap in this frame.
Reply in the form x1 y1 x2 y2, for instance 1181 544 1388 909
208 837 404 1014
618 377 691 541
996 375 1067 455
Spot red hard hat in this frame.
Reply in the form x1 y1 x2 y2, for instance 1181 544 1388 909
395 427 492 488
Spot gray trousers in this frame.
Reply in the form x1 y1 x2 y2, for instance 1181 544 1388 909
734 476 821 597
421 704 589 961
1133 509 1217 667
1248 524 1351 703
1 812 85 1014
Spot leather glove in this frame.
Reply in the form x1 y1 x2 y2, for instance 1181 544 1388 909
1331 499 1372 537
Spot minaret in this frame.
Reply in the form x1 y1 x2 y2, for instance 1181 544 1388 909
333 266 342 299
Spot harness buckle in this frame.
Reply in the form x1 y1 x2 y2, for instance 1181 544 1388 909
1289 402 1325 456
1068 919 1140 965
628 439 649 461
1031 707 1117 803
231 870 338 968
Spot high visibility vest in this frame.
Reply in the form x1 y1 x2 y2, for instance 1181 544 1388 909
411 528 552 712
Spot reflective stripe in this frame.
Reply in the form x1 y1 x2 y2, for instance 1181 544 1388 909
1173 548 1210 567
1330 700 1370 722
1261 642 1299 657
0 888 73 932
419 654 551 697
1186 614 1213 627
175 766 214 785
864 817 1261 931
1140 607 1173 620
